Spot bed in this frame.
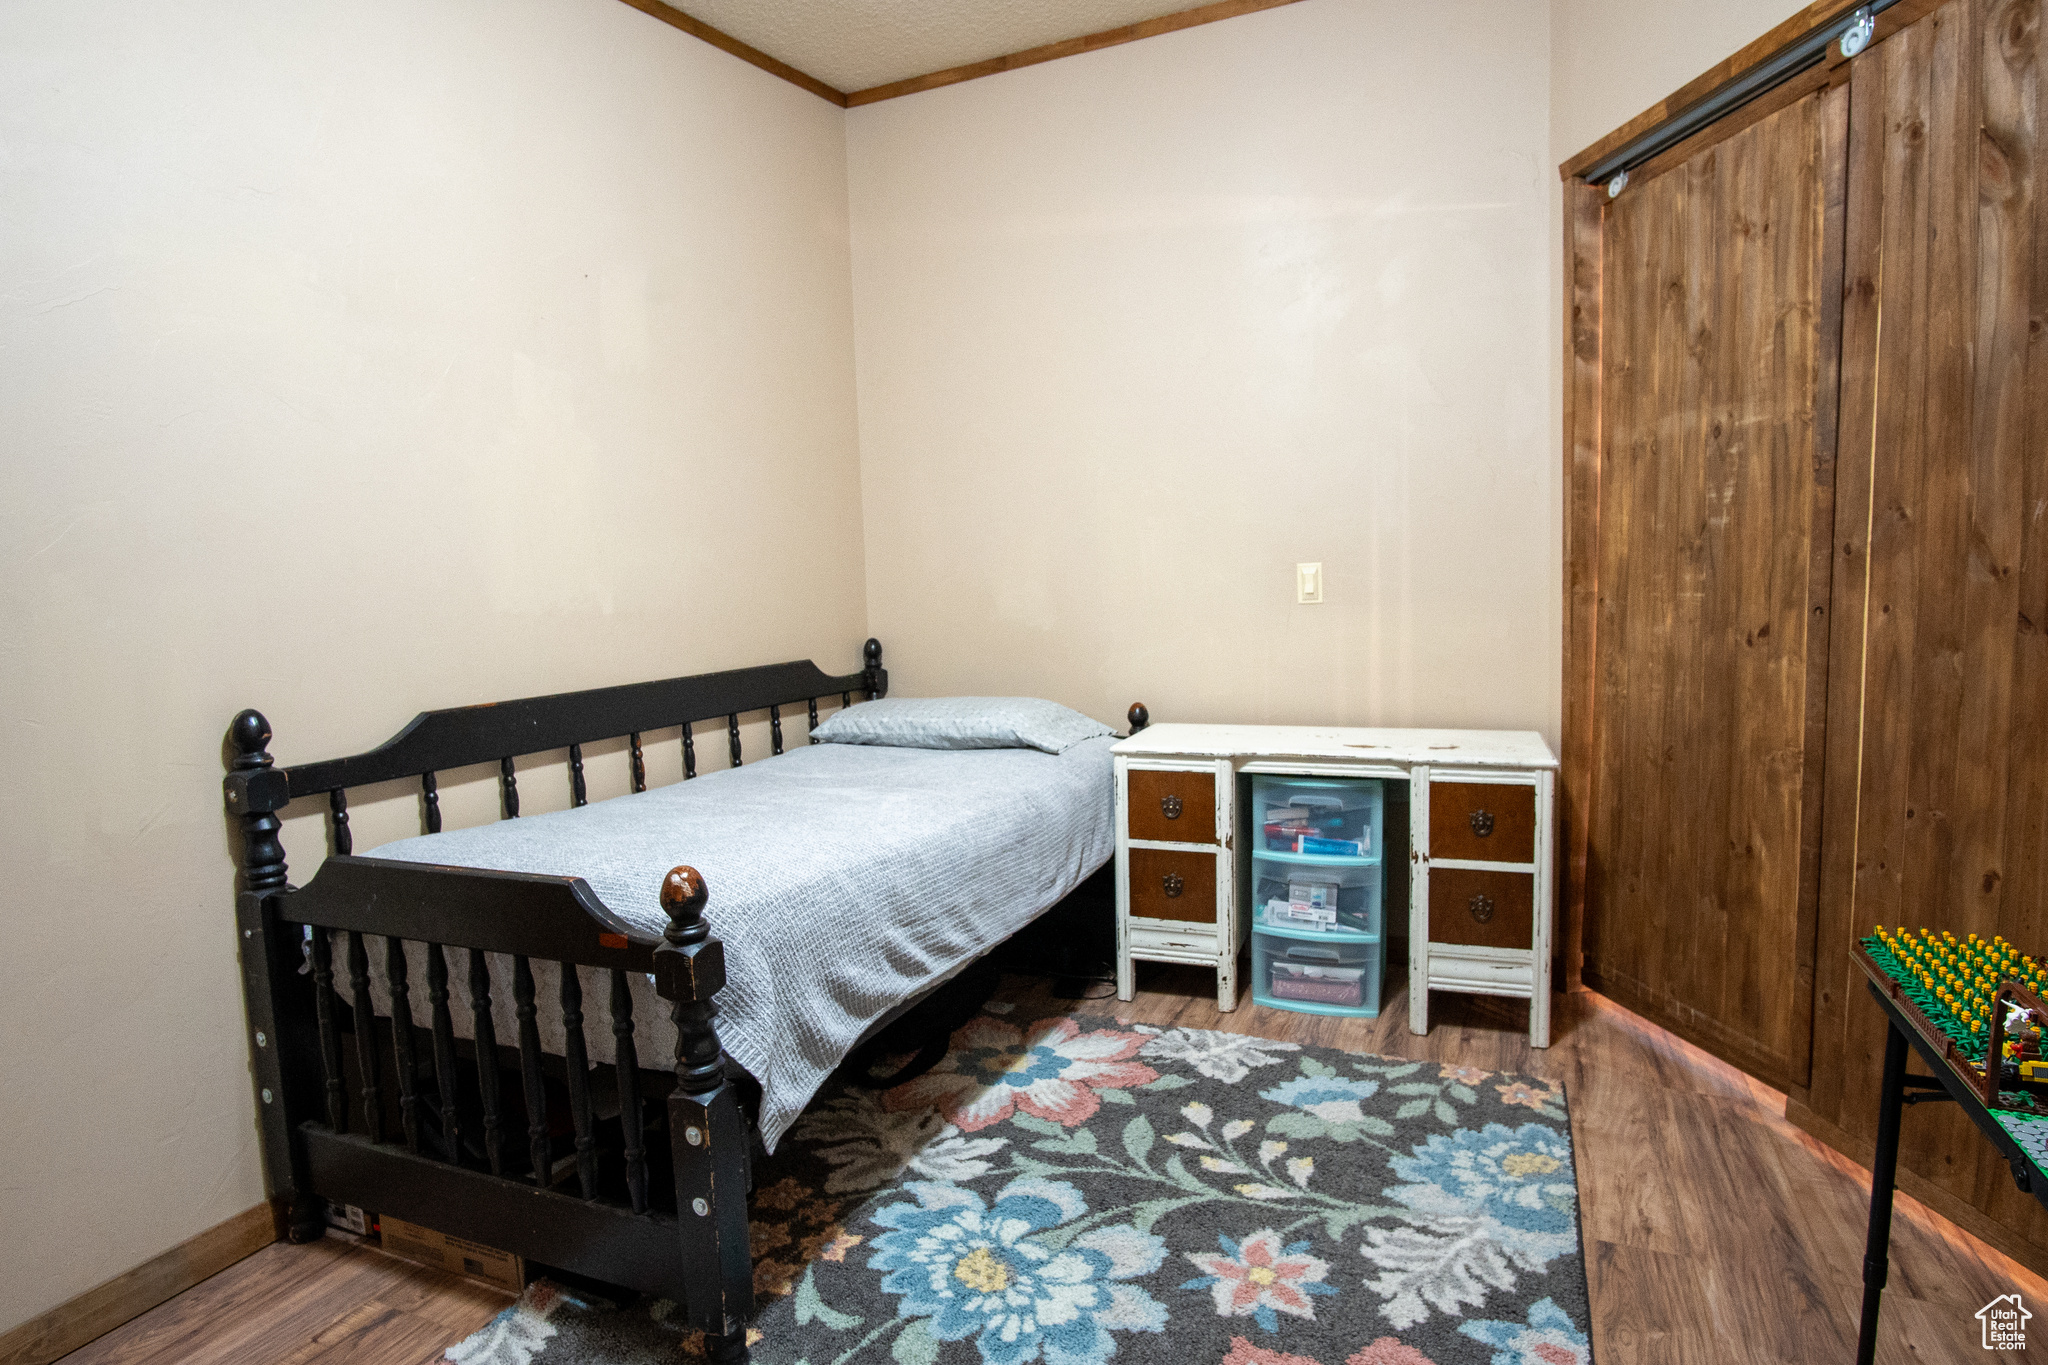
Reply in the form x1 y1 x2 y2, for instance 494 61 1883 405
223 642 1130 1362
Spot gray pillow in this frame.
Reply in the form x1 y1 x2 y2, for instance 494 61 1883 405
810 696 1114 755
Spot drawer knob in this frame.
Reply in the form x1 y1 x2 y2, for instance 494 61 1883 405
1162 873 1185 898
1469 809 1495 838
1469 893 1495 924
1161 794 1183 820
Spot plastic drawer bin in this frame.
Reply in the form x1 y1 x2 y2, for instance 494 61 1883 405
1253 775 1384 859
1251 924 1384 1018
1253 864 1382 935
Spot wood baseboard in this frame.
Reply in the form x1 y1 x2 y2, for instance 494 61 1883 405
1784 1097 2048 1278
0 1201 279 1365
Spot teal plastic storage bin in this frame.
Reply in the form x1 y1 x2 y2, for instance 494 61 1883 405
1252 775 1384 860
1249 775 1386 1017
1251 923 1384 1017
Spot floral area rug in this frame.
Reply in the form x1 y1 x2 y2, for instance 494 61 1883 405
447 1002 1590 1365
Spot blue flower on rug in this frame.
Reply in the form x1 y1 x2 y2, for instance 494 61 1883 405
868 1177 1167 1365
1384 1123 1576 1235
1257 1075 1381 1124
1456 1297 1591 1365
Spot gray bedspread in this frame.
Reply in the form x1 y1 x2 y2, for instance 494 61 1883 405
360 735 1114 1149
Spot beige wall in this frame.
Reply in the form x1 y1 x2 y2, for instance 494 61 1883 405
0 0 1846 1338
0 0 863 1334
1551 0 1806 167
847 0 1559 740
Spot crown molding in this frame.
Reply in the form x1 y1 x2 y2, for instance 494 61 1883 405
614 0 1311 109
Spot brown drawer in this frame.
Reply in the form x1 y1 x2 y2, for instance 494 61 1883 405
1127 848 1218 924
1429 781 1535 862
1428 868 1535 950
1127 768 1216 844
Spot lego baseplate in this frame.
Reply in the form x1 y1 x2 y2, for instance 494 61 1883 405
1858 927 2048 1118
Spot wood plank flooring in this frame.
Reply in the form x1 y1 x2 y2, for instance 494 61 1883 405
62 971 2046 1363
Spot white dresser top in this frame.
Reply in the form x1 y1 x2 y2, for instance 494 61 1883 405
1112 723 1556 770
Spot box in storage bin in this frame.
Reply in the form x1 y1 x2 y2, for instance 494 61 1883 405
1254 776 1383 858
1252 927 1383 1017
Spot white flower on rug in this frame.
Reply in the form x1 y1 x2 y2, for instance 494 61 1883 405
1140 1028 1301 1083
444 1282 571 1365
1359 1124 1579 1329
789 1090 1008 1194
1358 1215 1569 1330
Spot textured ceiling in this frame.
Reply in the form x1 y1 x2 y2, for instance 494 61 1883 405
673 0 1220 94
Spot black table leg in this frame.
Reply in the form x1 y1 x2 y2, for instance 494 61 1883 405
1856 1019 1909 1365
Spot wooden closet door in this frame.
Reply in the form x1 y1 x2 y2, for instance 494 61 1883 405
1581 83 1849 1089
1796 0 2048 1259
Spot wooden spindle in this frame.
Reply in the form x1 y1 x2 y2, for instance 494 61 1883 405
426 944 463 1165
309 929 348 1132
347 932 383 1143
611 969 647 1213
388 938 422 1153
512 955 550 1186
726 713 741 768
863 637 884 699
682 722 696 780
629 732 647 793
841 691 851 710
421 772 442 834
808 697 819 744
569 744 587 807
328 788 352 856
770 705 784 756
469 949 504 1176
226 710 288 895
560 966 598 1199
500 757 520 818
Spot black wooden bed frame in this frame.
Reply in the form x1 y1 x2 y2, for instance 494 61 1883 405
225 643 889 1362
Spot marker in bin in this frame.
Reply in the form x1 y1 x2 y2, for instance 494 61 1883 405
1265 824 1368 855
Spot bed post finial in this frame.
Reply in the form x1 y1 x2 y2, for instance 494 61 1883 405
1128 702 1149 735
654 866 753 1355
863 638 887 700
226 709 290 892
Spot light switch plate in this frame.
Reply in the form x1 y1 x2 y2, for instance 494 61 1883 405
1297 562 1324 604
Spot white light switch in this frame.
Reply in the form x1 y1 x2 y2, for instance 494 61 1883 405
1296 562 1323 604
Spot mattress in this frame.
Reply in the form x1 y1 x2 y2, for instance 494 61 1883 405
341 734 1115 1149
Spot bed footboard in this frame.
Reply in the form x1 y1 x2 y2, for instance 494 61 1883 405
227 712 756 1355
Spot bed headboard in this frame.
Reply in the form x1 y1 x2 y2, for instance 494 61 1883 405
228 640 884 856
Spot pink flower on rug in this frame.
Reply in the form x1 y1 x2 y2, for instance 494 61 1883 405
1184 1229 1337 1331
1439 1064 1490 1084
883 1015 1156 1132
1220 1337 1324 1365
1496 1080 1562 1111
1347 1339 1438 1365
